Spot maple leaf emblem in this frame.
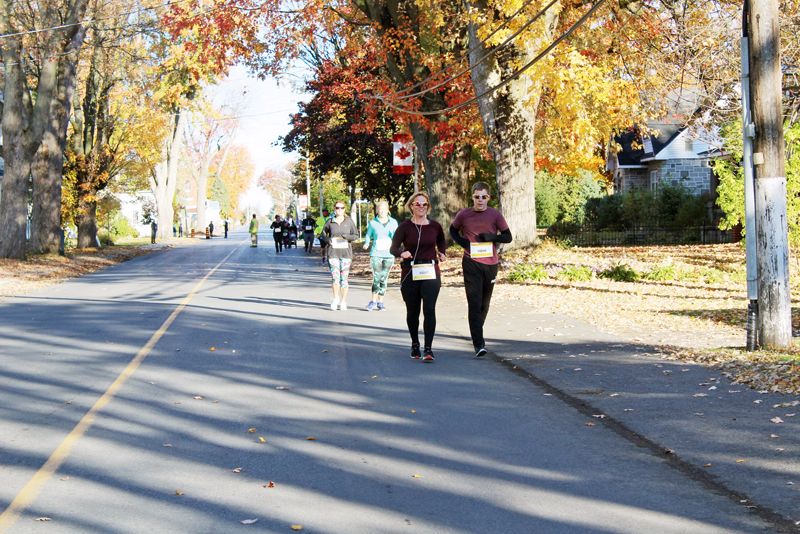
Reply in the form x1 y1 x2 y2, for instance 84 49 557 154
395 147 412 160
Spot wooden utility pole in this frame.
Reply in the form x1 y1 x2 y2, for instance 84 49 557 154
746 0 791 347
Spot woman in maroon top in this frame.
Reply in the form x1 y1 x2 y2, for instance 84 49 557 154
390 192 447 362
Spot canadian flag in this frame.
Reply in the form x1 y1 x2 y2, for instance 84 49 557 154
393 134 413 174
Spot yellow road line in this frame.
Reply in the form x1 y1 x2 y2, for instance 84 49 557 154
0 248 238 532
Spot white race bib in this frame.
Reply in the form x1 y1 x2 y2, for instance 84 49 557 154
331 237 348 249
274 228 282 233
411 262 436 281
375 237 392 251
470 242 493 258
305 225 313 231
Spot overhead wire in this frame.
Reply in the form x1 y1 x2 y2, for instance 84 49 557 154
376 0 549 100
0 0 194 40
375 0 608 117
380 0 560 102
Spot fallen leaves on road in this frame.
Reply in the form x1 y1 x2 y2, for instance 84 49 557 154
34 517 52 522
239 519 258 524
290 526 304 531
174 490 185 495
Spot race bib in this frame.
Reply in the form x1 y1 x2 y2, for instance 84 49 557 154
305 225 313 231
411 262 436 281
331 237 348 249
274 228 282 233
470 241 493 258
375 237 392 251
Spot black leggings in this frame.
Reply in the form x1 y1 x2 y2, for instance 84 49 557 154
273 235 283 252
400 276 441 349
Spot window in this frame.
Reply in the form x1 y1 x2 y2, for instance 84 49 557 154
650 171 659 191
685 137 694 152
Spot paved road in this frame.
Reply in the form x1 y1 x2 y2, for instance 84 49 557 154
0 230 786 533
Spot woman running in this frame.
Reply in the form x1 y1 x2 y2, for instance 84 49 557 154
321 201 359 310
390 192 447 362
363 200 398 311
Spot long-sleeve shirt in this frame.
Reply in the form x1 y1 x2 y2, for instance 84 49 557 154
390 219 447 278
322 216 359 259
364 217 399 258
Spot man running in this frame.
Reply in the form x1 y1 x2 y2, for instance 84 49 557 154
249 214 259 247
449 182 512 357
301 212 316 253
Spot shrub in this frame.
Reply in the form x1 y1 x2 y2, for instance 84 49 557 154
558 265 593 282
643 265 679 281
112 216 138 238
508 264 549 282
599 263 640 282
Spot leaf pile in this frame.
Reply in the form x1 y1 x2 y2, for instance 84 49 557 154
0 246 159 297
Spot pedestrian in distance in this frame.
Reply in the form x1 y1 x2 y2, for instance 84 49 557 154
363 200 398 311
150 220 157 244
224 220 229 238
390 192 447 362
249 214 259 247
178 223 183 238
173 225 177 237
209 220 214 238
321 201 358 310
449 182 512 357
316 208 330 264
270 215 284 253
301 212 316 253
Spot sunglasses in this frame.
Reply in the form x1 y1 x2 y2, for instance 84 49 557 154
411 202 429 207
473 194 490 200
334 206 345 210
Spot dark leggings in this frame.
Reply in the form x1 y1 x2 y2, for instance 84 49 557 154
273 235 283 252
463 256 499 349
400 276 441 349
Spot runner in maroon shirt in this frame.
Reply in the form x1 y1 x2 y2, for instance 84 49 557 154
450 182 512 357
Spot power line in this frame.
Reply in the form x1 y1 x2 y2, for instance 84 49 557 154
376 0 608 117
380 0 560 102
377 0 548 100
0 0 193 40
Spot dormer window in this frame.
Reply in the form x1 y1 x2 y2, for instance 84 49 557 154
685 137 694 152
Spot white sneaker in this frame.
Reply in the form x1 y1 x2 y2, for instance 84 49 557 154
330 298 339 310
339 301 348 311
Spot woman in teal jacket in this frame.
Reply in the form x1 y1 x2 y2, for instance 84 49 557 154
363 200 398 311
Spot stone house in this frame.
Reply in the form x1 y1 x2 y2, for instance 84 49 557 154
606 119 721 197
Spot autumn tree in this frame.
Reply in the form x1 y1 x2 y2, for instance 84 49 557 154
282 46 415 213
64 0 150 248
0 0 90 258
183 97 239 231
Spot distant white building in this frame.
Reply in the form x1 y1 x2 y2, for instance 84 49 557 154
115 191 155 237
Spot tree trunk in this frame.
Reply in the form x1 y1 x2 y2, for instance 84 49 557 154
195 156 210 233
467 1 559 250
0 36 37 259
150 108 185 240
76 198 98 248
748 0 791 347
28 26 84 255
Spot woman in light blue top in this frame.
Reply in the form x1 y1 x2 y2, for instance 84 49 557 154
363 200 398 311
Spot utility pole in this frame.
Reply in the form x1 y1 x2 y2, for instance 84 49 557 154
746 0 791 347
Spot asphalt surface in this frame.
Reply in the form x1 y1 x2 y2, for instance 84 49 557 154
0 229 797 533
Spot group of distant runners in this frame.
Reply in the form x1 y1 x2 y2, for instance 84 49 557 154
249 182 511 363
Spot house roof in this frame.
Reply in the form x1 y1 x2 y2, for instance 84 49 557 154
613 122 684 166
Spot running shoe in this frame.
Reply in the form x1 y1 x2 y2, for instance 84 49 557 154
365 301 375 311
330 298 339 311
410 344 421 359
422 348 435 362
339 301 348 311
376 302 386 311
475 347 488 358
